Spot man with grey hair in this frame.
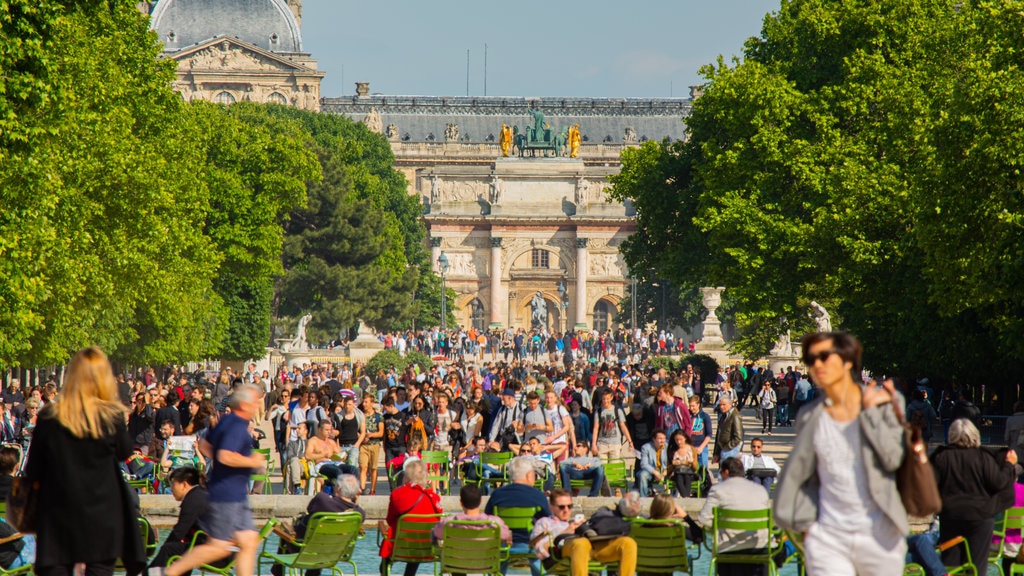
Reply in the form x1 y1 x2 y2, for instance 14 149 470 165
269 474 365 576
485 456 551 576
167 385 266 576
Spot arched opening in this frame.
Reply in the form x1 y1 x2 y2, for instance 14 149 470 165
593 300 616 333
214 91 236 104
268 92 288 105
470 298 486 331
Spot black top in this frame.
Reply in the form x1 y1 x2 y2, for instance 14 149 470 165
166 486 209 544
26 408 145 567
932 445 1015 524
336 414 360 446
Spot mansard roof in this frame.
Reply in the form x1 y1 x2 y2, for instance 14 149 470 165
321 95 690 144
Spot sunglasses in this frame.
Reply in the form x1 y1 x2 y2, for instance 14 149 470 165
803 349 838 366
556 504 574 510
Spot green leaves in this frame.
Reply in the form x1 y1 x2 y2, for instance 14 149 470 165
613 0 1024 382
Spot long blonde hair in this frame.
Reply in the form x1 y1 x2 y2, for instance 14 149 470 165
52 347 127 439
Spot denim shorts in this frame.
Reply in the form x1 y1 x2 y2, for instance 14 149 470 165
201 500 256 541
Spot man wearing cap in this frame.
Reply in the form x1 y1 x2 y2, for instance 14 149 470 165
488 387 524 452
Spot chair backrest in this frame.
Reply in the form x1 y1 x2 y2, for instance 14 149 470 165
292 512 363 569
630 518 691 574
393 513 444 564
711 507 772 556
422 450 451 485
138 516 157 557
604 459 628 488
493 506 540 532
439 520 504 576
480 451 513 468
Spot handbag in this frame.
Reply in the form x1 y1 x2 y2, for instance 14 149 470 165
6 476 39 533
892 400 942 516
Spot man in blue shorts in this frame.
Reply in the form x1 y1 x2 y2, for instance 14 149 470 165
165 385 266 576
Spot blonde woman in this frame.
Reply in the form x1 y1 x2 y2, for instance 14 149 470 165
25 347 145 576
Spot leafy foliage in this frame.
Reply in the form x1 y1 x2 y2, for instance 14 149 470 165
610 0 1024 384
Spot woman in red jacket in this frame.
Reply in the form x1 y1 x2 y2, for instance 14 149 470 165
378 459 443 576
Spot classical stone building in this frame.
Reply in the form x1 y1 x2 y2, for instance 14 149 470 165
323 92 692 331
144 0 323 110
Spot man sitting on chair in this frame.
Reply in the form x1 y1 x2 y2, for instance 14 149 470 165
739 438 780 494
636 429 669 496
559 443 605 498
697 457 771 576
484 456 550 576
531 489 639 576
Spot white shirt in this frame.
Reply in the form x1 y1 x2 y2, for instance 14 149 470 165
813 412 883 531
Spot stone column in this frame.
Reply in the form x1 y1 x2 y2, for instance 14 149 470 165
575 238 588 328
429 237 442 273
490 237 503 327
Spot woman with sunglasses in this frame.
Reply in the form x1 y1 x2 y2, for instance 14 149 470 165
773 332 907 576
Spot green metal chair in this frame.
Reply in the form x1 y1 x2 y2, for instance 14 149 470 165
378 512 444 576
421 450 452 495
259 512 362 576
493 506 541 566
434 520 508 576
904 534 977 576
167 518 279 575
604 459 630 495
630 517 698 574
991 507 1024 576
250 448 274 494
476 451 513 491
708 507 779 576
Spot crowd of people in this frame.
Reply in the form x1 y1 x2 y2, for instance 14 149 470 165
3 328 1024 576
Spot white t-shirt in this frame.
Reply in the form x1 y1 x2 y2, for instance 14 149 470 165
544 405 570 444
813 413 883 531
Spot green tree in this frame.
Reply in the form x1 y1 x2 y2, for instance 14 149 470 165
0 0 224 366
267 108 422 340
611 0 1020 384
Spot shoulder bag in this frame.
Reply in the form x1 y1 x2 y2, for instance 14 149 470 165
892 399 942 516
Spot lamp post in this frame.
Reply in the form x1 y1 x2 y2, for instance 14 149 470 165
438 251 450 331
651 279 667 333
630 275 637 331
557 280 569 333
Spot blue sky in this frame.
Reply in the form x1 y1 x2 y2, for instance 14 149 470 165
301 0 781 98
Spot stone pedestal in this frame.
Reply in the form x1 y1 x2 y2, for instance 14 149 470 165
694 287 732 364
348 320 384 361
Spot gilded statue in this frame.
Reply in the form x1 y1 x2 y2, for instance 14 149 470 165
568 123 582 158
499 123 513 157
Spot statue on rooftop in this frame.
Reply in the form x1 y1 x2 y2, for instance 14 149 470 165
499 123 513 157
530 107 546 134
569 124 581 158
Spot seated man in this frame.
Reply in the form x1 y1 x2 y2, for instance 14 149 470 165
271 474 365 576
283 421 310 495
456 436 500 492
150 466 213 574
305 420 356 492
531 489 639 576
636 429 669 496
520 437 556 493
484 456 551 576
431 484 511 545
697 458 771 576
559 443 605 498
739 438 779 493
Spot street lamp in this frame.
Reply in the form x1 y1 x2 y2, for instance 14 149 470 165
438 251 450 331
630 275 637 331
651 279 667 333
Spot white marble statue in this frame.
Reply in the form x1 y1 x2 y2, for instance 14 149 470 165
809 301 832 332
531 291 548 327
292 313 312 351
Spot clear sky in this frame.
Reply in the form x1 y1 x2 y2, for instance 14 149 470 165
301 0 781 99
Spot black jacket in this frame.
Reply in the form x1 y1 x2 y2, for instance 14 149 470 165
931 445 1015 524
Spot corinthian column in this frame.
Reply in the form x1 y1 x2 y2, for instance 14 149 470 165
575 238 588 328
490 237 503 327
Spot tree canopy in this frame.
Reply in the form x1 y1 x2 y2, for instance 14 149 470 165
611 0 1024 385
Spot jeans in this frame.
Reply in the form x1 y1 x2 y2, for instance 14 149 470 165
338 444 359 468
776 404 789 425
501 542 542 576
906 531 946 576
559 464 604 497
636 469 664 497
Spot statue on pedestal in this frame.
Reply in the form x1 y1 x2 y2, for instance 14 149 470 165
285 313 312 351
568 124 581 158
499 123 513 157
531 291 548 328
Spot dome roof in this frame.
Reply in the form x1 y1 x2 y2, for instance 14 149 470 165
150 0 303 53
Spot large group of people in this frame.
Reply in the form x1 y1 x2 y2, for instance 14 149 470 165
4 327 1024 576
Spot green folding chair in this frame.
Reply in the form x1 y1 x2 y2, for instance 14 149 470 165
434 520 508 576
259 512 363 576
904 534 976 576
421 450 452 495
493 506 540 566
378 512 444 576
476 451 513 491
167 518 279 575
708 507 779 576
250 448 274 494
631 517 698 574
604 459 630 495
